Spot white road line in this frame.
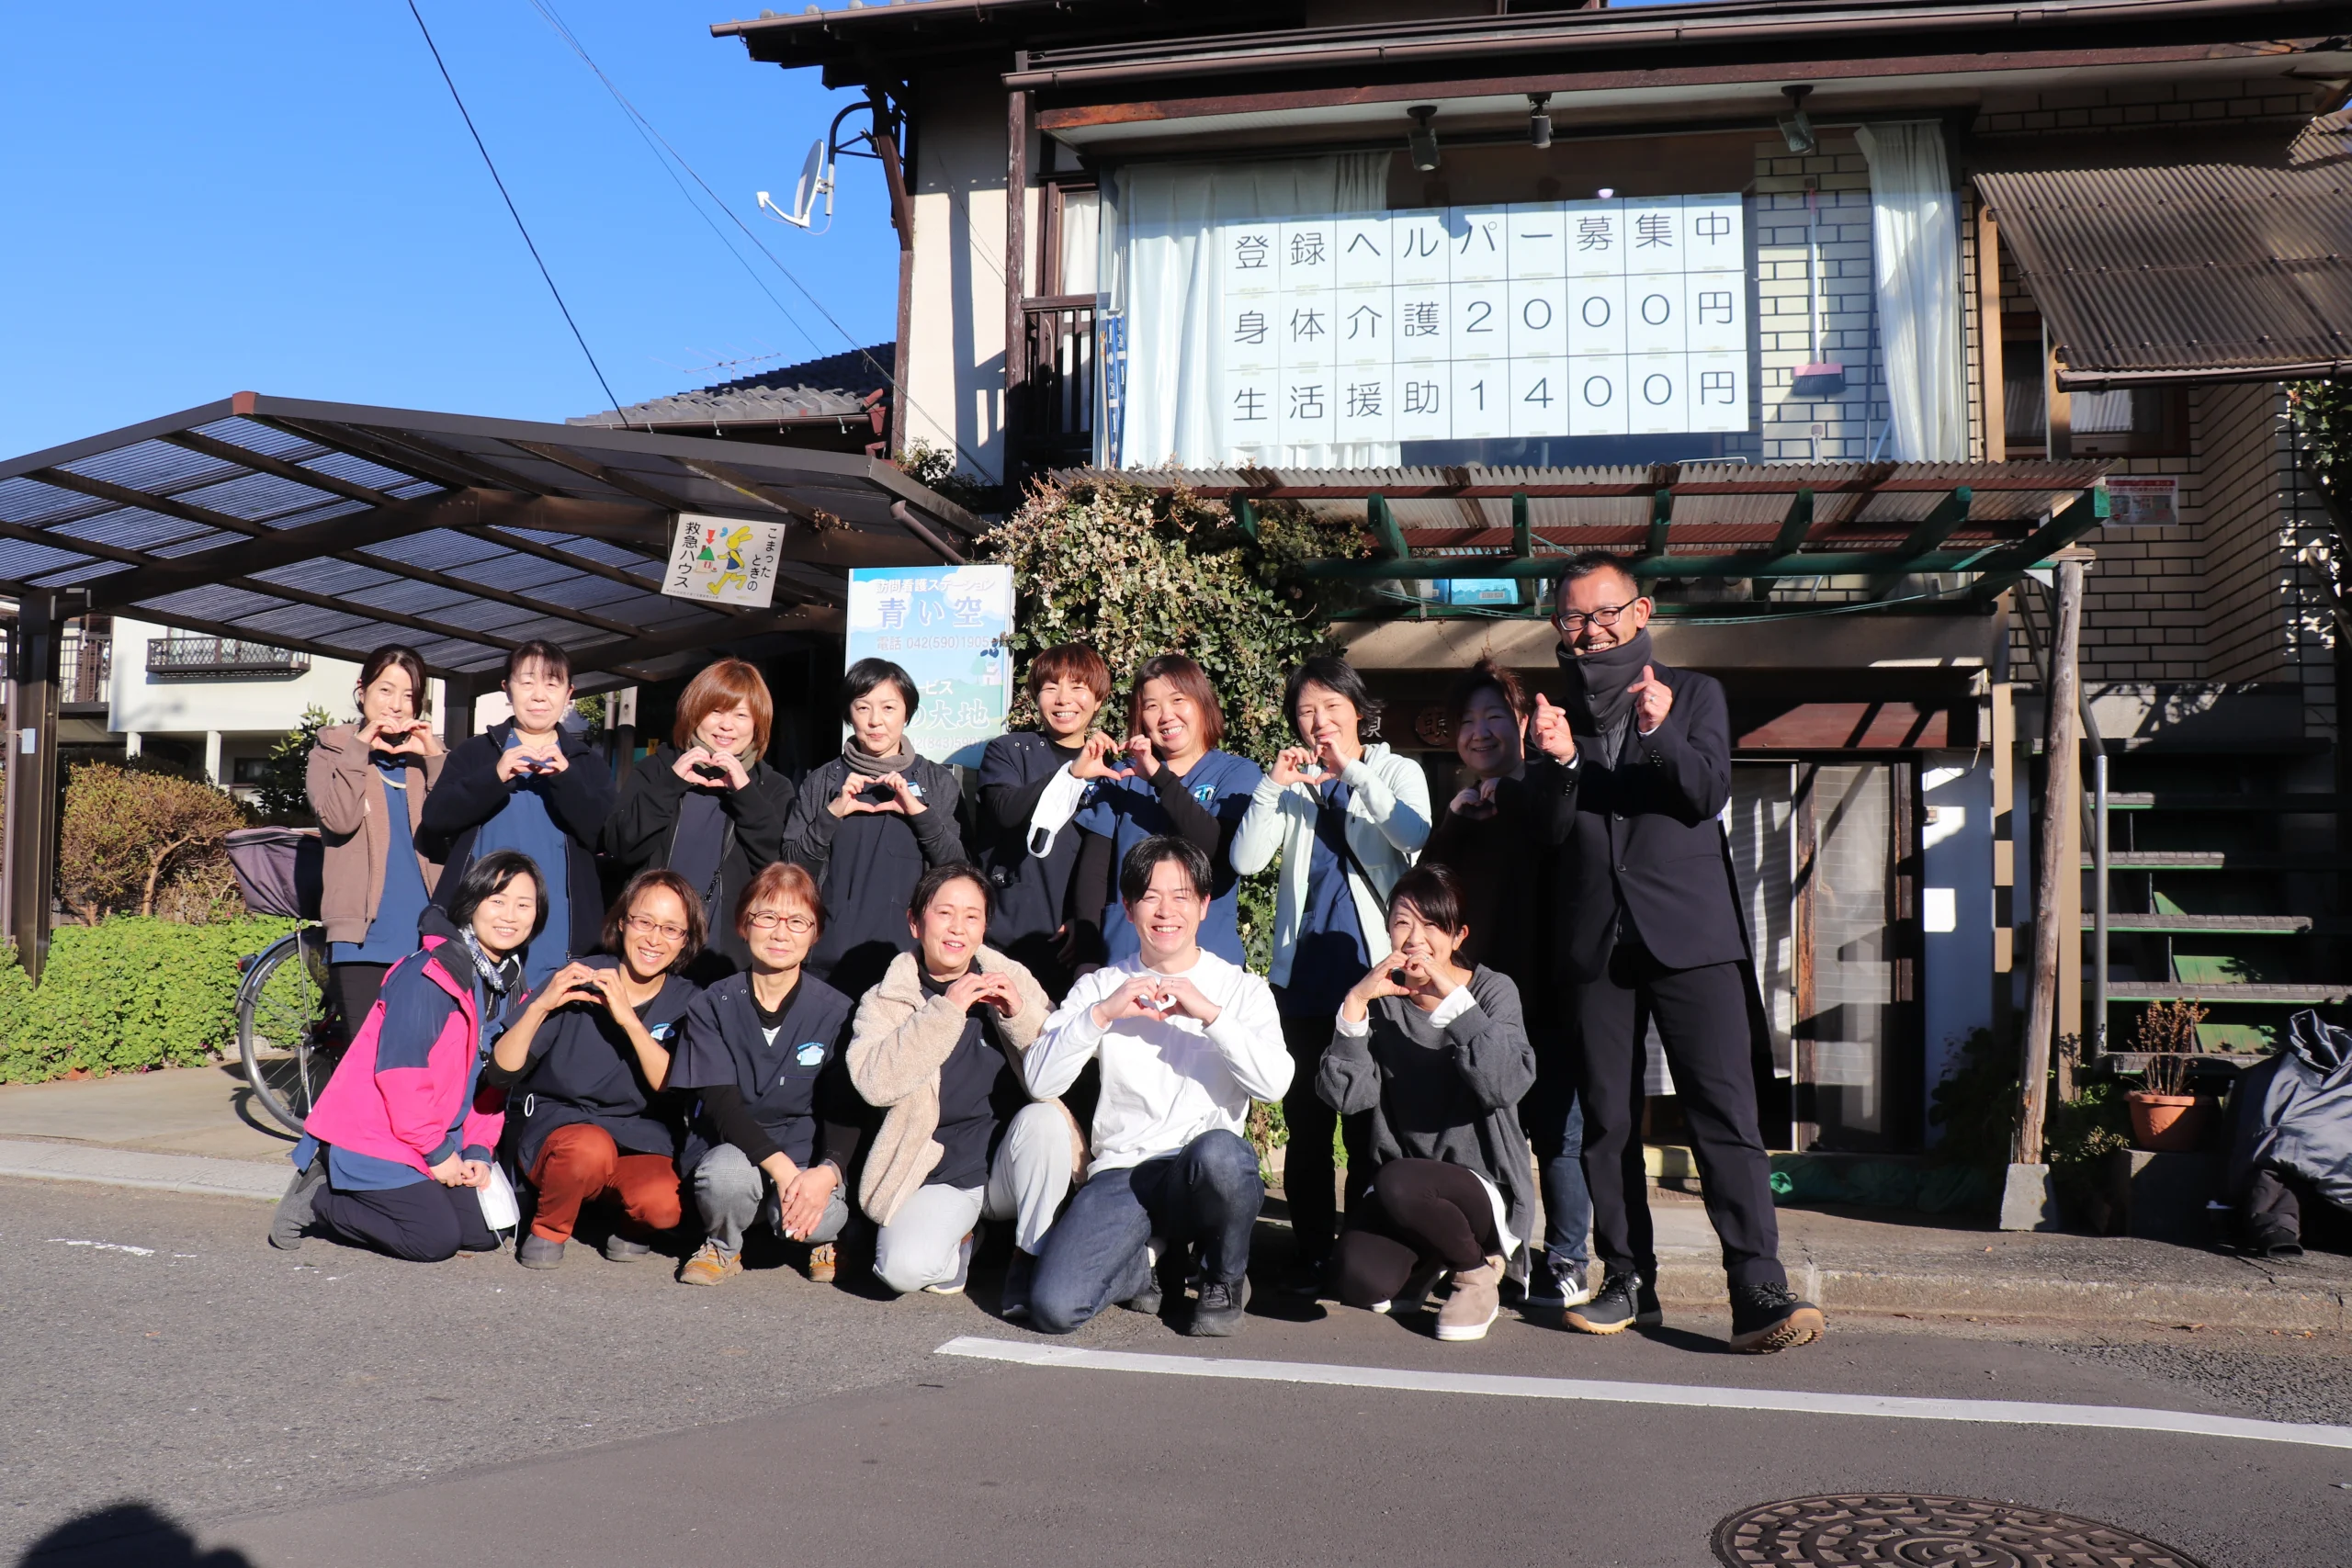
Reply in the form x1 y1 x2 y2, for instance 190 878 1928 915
935 1336 2352 1452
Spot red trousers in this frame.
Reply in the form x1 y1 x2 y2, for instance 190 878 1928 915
528 1122 684 1243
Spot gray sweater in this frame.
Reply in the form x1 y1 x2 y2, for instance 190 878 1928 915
1315 965 1539 1256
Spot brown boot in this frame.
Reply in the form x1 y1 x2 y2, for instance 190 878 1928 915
1435 1255 1506 1342
807 1242 838 1284
678 1241 741 1287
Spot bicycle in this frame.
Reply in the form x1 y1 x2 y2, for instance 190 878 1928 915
226 828 340 1138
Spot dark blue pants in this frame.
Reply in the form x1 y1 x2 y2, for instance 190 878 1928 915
1028 1129 1262 1334
1523 1027 1592 1276
312 1178 497 1263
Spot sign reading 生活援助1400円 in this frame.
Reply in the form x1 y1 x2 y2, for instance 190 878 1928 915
844 564 1013 766
663 513 788 608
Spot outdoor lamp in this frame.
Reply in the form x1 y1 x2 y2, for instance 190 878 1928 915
1779 85 1817 154
1528 93 1553 150
1408 106 1442 173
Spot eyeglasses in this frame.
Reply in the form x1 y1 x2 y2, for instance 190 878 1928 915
1553 600 1641 633
623 916 689 942
745 910 819 933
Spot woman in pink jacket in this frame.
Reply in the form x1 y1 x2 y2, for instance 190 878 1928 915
269 850 542 1261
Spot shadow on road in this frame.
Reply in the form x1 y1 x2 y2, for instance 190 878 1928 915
18 1503 254 1567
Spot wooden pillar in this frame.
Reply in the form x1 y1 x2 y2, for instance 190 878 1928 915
440 674 478 753
4 592 63 981
1977 202 2006 463
871 87 915 459
1003 88 1031 493
2016 555 2085 1164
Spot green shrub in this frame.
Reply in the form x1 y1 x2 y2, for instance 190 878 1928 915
0 916 297 1082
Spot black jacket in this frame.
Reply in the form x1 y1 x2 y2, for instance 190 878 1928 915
1555 659 1747 979
1419 758 1577 1016
783 752 966 998
419 718 618 964
604 744 795 976
974 730 1087 990
491 954 697 1174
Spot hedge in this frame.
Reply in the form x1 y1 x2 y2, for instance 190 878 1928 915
0 916 298 1083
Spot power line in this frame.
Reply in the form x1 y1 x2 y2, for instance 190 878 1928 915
519 0 991 476
404 0 633 429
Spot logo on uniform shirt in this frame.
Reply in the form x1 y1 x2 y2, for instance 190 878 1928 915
648 1021 673 1043
1190 784 1216 807
795 1042 827 1067
904 781 927 801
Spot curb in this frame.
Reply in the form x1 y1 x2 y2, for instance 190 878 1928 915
1648 1258 2348 1333
0 1138 285 1203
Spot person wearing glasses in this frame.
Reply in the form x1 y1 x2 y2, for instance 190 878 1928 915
1545 552 1822 1354
668 863 861 1287
483 871 705 1269
605 659 795 981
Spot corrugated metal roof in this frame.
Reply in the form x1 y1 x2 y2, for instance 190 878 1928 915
1978 144 2352 389
569 344 894 432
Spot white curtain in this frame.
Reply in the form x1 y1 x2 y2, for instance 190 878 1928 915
1108 153 1393 468
1856 123 1966 462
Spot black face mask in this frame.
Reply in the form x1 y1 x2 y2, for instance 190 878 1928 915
1555 626 1654 736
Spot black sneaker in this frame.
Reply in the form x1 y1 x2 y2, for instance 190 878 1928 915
1728 1280 1825 1353
268 1156 326 1252
517 1234 566 1269
1283 1252 1330 1299
1189 1276 1251 1337
1636 1277 1664 1328
1564 1269 1644 1335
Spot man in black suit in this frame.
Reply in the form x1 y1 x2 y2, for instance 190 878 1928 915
1537 552 1824 1354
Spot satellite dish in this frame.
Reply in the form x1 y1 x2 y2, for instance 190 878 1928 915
756 136 836 232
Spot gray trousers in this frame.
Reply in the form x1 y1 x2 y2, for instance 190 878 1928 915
872 1102 1075 1295
693 1143 849 1260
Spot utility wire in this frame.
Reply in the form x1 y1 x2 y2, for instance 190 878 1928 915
520 0 990 476
404 0 633 429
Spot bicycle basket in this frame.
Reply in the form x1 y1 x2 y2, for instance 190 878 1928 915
225 828 323 920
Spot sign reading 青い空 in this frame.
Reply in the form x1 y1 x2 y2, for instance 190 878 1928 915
844 564 1013 766
664 513 788 608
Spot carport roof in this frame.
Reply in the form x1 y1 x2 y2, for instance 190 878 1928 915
0 393 984 686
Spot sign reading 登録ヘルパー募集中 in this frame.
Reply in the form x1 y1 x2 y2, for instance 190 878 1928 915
844 564 1013 766
664 513 788 607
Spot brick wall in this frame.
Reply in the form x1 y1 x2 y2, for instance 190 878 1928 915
1751 136 1881 463
1969 79 2324 135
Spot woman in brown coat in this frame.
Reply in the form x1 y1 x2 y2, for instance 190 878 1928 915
307 646 445 1040
848 863 1078 1315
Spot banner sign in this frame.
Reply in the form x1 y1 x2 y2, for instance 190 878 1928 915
1217 196 1749 452
844 564 1013 766
2100 477 2178 527
664 513 787 608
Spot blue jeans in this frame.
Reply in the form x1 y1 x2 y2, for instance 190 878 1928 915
1524 1031 1591 1276
1029 1129 1262 1335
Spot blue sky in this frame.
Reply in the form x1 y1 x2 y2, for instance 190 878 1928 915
0 3 900 457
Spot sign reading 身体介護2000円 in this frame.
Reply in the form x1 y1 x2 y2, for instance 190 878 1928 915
844 565 1013 766
1219 197 1748 448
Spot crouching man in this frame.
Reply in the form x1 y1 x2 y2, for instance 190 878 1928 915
1023 836 1292 1337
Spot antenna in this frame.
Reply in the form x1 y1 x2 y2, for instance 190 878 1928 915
758 139 831 231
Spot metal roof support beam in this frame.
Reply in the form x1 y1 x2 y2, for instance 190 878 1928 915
1295 547 2038 581
158 429 406 511
567 610 837 675
1770 487 1815 558
892 501 967 564
1869 484 1973 600
1367 492 1408 560
1230 491 1259 541
1645 487 1673 560
1510 491 1532 559
1967 490 2109 600
27 465 274 542
500 438 701 515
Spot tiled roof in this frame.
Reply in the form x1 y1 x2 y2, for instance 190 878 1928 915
571 343 893 430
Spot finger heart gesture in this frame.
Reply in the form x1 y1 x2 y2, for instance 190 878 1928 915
1628 666 1673 732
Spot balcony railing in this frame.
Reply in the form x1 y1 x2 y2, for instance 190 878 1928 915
59 628 110 705
1017 295 1097 473
146 634 311 680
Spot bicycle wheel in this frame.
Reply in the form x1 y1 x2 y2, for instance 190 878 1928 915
239 931 339 1137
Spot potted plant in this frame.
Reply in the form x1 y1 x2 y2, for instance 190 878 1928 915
2126 999 2214 1153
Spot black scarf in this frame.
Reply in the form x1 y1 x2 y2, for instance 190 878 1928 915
1556 626 1654 739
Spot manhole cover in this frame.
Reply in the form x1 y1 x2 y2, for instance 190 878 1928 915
1712 1494 2208 1567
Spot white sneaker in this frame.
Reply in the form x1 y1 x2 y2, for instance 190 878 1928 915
923 1231 975 1295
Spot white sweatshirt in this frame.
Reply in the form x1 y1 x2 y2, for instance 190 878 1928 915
1024 949 1294 1172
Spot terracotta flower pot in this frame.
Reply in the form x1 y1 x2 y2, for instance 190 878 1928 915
2127 1090 2215 1153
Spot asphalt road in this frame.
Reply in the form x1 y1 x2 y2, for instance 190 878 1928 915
5 1177 2349 1568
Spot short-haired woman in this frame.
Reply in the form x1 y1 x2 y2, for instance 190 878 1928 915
269 851 544 1262
484 870 705 1269
973 642 1112 996
1049 652 1261 966
1231 654 1430 1289
849 864 1074 1311
422 641 616 989
605 658 795 980
309 645 446 1040
783 658 967 1000
1319 865 1538 1343
667 862 861 1286
1417 656 1589 1310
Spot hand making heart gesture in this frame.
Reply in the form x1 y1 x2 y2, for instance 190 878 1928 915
1448 775 1501 820
1629 666 1674 733
1529 693 1577 762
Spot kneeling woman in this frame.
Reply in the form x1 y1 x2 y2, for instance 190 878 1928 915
485 870 705 1269
269 851 542 1261
1318 864 1537 1343
667 863 860 1285
848 864 1072 1310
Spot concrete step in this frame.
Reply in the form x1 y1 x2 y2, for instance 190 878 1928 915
2098 793 2346 813
2085 913 2314 934
2103 981 2352 1003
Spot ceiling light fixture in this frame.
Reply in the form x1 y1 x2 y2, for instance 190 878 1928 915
1408 105 1442 173
1528 93 1553 151
1779 85 1818 155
